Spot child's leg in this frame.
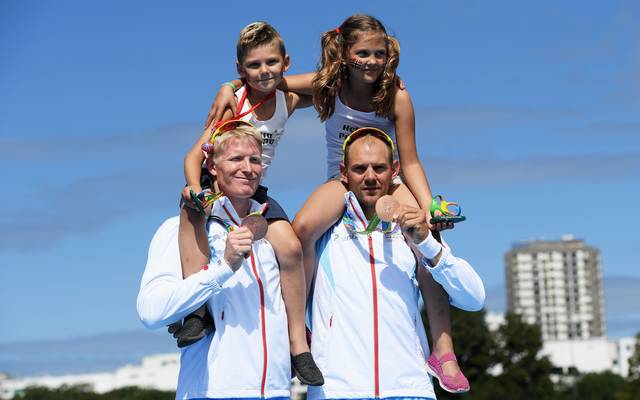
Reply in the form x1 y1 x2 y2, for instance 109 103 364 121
266 219 324 386
291 180 347 297
265 220 308 356
179 205 211 278
391 184 464 379
175 205 211 346
417 269 461 375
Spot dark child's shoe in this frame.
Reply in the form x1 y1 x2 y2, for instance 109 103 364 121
291 352 324 386
174 312 214 348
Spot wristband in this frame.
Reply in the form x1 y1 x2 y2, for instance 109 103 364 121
416 232 442 260
223 81 237 91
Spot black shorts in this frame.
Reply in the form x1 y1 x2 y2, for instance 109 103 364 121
193 168 289 222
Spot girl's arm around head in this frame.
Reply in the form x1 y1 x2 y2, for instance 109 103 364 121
278 72 316 96
393 88 433 212
285 92 313 116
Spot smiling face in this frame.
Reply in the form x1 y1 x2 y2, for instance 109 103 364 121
346 32 387 84
340 135 399 218
237 43 290 94
211 136 263 200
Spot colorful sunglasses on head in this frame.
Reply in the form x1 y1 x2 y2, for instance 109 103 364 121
201 119 255 154
342 126 395 163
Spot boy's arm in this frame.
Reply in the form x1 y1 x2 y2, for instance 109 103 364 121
136 217 235 330
204 73 315 127
185 109 236 195
184 129 209 194
204 80 243 128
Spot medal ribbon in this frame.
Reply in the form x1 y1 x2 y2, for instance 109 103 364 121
235 88 276 120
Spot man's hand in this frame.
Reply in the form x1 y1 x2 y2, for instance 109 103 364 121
181 186 214 218
396 205 430 244
428 209 454 232
224 227 254 270
181 185 201 209
205 85 238 128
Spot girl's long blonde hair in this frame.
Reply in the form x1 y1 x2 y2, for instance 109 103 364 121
312 15 400 121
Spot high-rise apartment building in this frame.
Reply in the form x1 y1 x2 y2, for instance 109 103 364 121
505 236 606 341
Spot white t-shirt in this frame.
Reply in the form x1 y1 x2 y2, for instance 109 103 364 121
324 96 397 179
235 86 288 179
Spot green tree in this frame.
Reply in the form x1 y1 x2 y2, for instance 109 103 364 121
480 313 557 400
102 386 175 400
627 331 640 380
12 385 175 400
12 384 97 400
615 374 640 400
560 372 628 400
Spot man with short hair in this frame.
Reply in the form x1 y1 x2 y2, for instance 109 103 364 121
306 127 485 400
137 122 292 399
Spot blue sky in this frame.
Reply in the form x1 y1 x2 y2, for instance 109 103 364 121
1 0 639 344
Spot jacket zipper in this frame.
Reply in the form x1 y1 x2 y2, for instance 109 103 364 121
367 234 380 398
250 250 267 398
222 204 268 397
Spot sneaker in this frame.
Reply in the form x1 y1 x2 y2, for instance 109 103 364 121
174 312 214 348
425 352 470 393
291 352 324 386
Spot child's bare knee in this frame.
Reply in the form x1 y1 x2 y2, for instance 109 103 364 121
282 236 302 260
293 215 322 245
292 215 312 240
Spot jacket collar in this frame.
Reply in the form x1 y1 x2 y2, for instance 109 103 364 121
342 192 394 234
211 196 264 229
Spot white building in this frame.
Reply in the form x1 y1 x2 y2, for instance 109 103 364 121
505 236 606 341
541 338 613 374
485 313 637 377
0 353 179 399
610 336 638 377
0 353 309 400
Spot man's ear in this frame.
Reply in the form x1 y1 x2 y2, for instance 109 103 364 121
206 157 216 177
339 162 348 185
282 54 291 73
391 159 400 179
236 62 246 79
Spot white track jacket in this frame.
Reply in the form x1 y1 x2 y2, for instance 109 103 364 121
137 197 290 400
307 192 485 400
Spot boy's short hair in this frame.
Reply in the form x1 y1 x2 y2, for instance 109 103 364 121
236 22 287 63
211 124 263 163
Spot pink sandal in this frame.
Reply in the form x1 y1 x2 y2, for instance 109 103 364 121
425 352 470 393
